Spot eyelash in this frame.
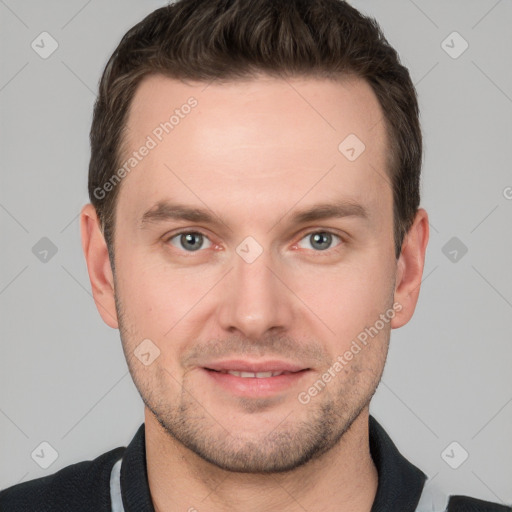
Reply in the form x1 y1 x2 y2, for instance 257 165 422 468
164 229 346 255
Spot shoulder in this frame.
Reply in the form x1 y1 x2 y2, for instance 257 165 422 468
447 495 512 512
0 446 125 512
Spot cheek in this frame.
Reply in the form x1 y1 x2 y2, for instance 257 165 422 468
292 258 394 339
114 252 215 336
114 263 195 378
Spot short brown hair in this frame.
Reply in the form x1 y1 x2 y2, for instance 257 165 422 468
88 0 421 262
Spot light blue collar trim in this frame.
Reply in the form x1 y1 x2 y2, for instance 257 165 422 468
415 479 449 512
110 457 125 512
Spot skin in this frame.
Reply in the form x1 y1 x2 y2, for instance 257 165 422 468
81 73 429 512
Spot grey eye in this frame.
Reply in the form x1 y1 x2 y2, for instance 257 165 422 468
168 232 212 252
297 232 341 251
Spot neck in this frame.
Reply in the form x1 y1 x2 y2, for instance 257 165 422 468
145 406 378 512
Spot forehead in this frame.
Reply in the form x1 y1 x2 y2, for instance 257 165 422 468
118 73 391 226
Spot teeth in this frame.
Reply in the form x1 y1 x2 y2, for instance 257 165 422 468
224 370 286 378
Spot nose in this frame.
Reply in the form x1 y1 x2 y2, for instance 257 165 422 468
216 243 295 340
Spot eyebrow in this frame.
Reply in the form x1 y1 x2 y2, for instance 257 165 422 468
289 200 368 224
139 199 369 230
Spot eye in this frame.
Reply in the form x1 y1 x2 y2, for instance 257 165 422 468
296 231 343 251
167 231 212 252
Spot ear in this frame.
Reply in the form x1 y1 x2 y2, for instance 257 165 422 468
391 208 429 329
80 204 119 329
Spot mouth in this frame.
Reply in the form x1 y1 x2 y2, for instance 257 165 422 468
201 364 311 397
202 358 309 373
205 368 304 378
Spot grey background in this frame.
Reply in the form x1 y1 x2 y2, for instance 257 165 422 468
1 0 511 505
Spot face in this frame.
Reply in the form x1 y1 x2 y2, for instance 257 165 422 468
109 73 399 472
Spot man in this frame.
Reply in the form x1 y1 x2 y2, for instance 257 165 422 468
0 0 509 511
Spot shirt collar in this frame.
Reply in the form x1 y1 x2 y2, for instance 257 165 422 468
368 415 427 511
119 415 427 512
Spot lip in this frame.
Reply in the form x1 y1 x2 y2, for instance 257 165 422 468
203 359 309 373
202 367 311 397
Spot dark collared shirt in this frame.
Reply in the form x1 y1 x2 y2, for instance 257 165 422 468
0 415 509 511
